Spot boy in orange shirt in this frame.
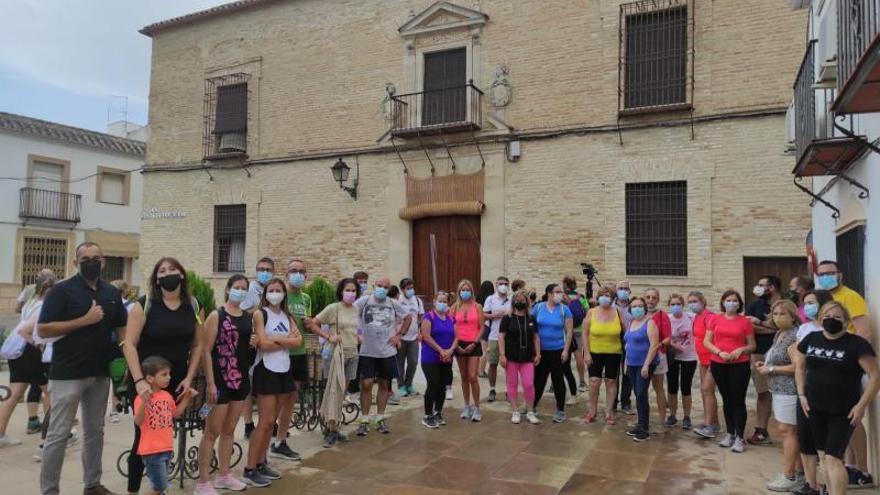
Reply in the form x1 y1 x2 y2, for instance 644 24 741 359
134 356 197 495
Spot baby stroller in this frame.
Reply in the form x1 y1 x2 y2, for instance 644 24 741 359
109 357 131 414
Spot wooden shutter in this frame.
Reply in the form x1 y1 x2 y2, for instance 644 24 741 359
214 83 248 134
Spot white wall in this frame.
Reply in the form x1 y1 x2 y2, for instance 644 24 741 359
0 130 144 285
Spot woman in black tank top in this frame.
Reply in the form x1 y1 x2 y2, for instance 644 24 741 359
121 257 203 494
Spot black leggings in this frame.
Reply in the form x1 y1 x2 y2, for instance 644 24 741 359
667 359 697 396
562 353 577 395
534 350 566 411
710 361 750 438
422 362 452 416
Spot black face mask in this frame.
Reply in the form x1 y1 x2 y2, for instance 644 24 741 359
513 301 527 310
158 275 182 292
79 259 102 281
822 317 845 335
528 292 536 302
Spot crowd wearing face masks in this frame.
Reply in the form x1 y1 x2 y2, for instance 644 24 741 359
4 247 879 495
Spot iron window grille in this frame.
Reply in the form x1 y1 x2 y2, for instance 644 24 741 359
619 0 694 115
835 225 865 296
102 256 126 282
214 204 246 273
203 73 249 160
21 237 67 286
625 181 688 276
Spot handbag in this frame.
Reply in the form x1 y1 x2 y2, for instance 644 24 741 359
0 327 27 360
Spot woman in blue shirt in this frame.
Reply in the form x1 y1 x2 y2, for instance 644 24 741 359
531 284 574 423
623 295 660 442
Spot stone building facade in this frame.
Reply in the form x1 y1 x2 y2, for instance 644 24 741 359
140 0 809 305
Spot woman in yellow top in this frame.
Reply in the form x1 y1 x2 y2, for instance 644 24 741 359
582 286 624 425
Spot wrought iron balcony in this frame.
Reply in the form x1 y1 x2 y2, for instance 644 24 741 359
793 40 865 177
832 0 880 113
390 82 483 137
19 187 82 223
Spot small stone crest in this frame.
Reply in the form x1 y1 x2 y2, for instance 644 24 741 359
490 64 512 107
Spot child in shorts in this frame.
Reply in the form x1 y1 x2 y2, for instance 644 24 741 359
134 356 197 494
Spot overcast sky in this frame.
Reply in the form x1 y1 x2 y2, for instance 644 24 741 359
0 0 228 133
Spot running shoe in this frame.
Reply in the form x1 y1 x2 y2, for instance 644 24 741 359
526 411 542 425
665 415 677 428
422 415 439 429
694 424 717 439
682 416 692 430
269 440 301 461
487 389 497 403
478 371 488 379
766 473 799 492
578 382 588 393
565 395 578 406
355 421 369 436
336 431 349 442
633 429 651 442
731 437 745 453
213 473 247 491
747 427 770 445
26 418 42 434
553 410 566 423
471 407 482 422
376 418 390 434
33 444 43 462
257 462 281 480
791 484 821 495
460 405 473 420
718 434 734 448
322 432 336 448
847 466 875 488
445 387 454 401
108 411 120 424
388 393 401 406
195 481 220 495
435 413 446 426
242 468 271 488
0 435 22 448
626 426 641 436
511 411 521 424
621 404 635 415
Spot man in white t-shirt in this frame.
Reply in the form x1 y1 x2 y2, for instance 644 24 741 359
395 278 424 398
482 276 511 403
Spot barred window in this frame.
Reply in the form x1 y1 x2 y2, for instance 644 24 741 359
204 73 249 159
214 204 246 273
835 226 865 296
620 0 691 112
625 181 687 276
21 236 67 285
102 256 126 282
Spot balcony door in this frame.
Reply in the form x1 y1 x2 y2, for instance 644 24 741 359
423 48 467 126
26 159 67 219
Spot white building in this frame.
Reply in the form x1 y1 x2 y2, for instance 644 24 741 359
789 0 880 475
0 112 145 314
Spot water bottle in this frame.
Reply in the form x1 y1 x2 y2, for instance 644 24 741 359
198 402 213 420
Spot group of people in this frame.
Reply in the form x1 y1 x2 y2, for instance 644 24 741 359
0 241 878 495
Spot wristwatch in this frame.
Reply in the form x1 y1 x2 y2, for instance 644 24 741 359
768 366 775 374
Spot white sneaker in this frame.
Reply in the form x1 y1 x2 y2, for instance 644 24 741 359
109 411 120 424
33 445 42 462
213 473 247 491
460 405 472 420
0 435 21 448
445 387 453 401
511 412 521 424
766 473 799 492
718 434 734 448
731 437 745 453
526 411 541 425
566 395 578 406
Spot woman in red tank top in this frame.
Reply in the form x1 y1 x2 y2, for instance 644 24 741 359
452 279 485 422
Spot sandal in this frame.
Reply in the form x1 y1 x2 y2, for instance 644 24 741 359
605 413 616 425
582 412 596 423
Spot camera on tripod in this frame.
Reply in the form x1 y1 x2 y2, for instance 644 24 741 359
580 263 598 300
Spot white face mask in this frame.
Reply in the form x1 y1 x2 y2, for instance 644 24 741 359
553 293 563 304
753 285 766 297
266 292 285 306
497 284 509 295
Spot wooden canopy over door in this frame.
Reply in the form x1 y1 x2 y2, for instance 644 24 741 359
412 216 480 299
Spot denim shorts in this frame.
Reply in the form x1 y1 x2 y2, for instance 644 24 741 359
142 451 172 492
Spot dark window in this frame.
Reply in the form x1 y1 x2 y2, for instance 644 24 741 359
621 0 689 111
836 225 865 296
204 74 249 158
102 256 126 282
423 48 467 126
21 237 67 286
625 181 688 276
214 204 246 273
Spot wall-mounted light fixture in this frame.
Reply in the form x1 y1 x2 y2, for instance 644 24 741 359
330 156 358 200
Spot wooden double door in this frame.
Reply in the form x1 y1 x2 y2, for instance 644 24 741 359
743 256 809 307
412 215 481 299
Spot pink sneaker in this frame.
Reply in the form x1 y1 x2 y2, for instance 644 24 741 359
213 473 247 491
194 481 219 495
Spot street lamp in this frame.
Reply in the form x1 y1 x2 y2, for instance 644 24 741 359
330 156 358 200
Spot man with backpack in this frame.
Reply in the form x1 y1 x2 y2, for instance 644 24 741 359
563 276 589 394
482 276 512 402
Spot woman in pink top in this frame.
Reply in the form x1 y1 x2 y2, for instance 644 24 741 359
666 293 696 429
703 289 756 453
451 279 485 422
689 290 720 439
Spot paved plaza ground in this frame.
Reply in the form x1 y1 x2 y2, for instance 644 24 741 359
1 368 879 494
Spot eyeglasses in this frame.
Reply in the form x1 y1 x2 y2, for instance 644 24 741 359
256 267 273 273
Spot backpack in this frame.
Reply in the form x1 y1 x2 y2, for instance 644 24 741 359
568 294 587 328
141 295 202 325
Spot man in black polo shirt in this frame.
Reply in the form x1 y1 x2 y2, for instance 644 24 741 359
745 274 781 446
38 242 127 495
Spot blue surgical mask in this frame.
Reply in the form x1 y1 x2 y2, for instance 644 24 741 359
817 274 838 290
630 307 645 318
688 302 702 313
405 288 415 298
598 296 611 307
724 301 740 313
289 272 305 288
435 302 448 313
670 304 683 316
459 290 472 301
804 303 819 320
257 271 273 285
617 289 630 301
374 287 387 300
229 288 247 303
359 283 368 293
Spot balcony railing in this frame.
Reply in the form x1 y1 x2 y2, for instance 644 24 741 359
833 0 880 113
19 188 82 223
793 40 865 177
390 82 483 137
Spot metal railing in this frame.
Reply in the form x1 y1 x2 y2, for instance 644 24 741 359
19 187 81 223
837 0 880 96
390 82 483 135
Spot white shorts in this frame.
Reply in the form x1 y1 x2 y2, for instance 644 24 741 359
772 394 798 426
653 352 669 375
